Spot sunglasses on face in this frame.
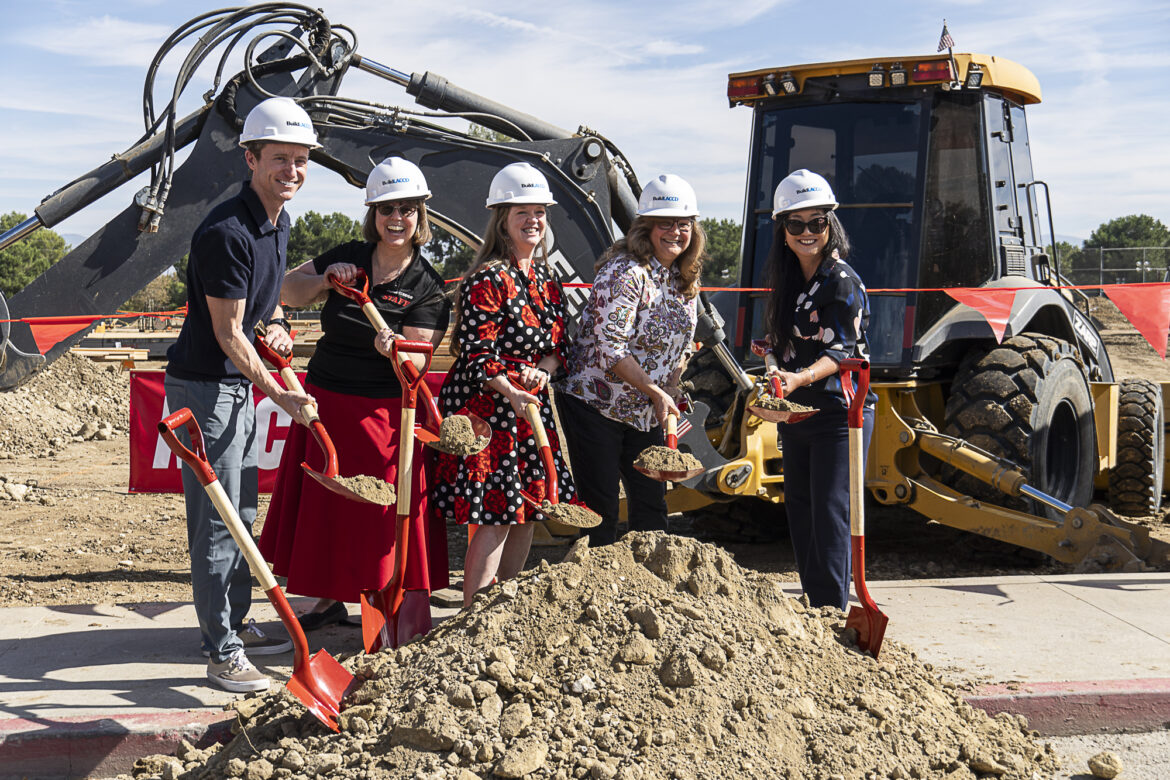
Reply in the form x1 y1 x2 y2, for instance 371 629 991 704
652 218 693 232
782 216 829 236
376 202 419 218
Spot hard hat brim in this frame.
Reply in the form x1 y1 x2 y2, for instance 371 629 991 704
365 191 433 205
773 200 838 218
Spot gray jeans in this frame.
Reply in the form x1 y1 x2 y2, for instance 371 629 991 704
164 374 258 663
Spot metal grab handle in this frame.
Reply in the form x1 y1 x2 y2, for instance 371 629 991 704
838 358 870 430
328 269 392 332
158 408 215 486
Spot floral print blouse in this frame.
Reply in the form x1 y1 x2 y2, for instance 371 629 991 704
561 253 698 431
777 255 874 410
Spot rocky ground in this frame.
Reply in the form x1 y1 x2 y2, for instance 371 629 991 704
127 533 1062 780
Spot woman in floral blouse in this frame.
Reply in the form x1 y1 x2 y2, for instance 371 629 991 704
431 162 579 607
559 174 705 546
764 169 875 610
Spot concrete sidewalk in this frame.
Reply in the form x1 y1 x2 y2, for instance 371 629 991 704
3 575 1170 778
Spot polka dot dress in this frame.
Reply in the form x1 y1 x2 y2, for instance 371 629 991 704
431 260 578 526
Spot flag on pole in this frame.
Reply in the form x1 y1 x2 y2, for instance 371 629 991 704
938 20 955 52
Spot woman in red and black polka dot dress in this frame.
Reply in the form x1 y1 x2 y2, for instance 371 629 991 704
431 163 579 606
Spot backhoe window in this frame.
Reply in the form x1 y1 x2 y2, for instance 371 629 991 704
746 101 925 362
916 95 994 337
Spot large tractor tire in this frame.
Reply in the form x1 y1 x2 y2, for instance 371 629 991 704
1107 378 1165 516
942 334 1096 519
680 346 737 427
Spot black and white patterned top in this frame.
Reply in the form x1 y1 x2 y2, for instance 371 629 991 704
777 256 874 410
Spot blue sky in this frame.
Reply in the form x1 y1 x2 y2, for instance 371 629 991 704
2 0 1167 246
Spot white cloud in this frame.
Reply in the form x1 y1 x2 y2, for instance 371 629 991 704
17 15 172 67
642 40 706 57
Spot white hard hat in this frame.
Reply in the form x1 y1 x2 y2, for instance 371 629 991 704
238 97 320 150
365 157 432 204
772 169 837 216
636 174 699 218
486 162 557 207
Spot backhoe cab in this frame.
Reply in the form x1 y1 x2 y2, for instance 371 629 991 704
675 53 1168 571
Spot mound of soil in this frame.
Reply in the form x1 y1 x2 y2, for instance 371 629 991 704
130 533 1059 780
0 353 130 459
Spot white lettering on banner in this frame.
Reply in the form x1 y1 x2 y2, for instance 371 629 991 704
256 397 292 470
152 397 177 469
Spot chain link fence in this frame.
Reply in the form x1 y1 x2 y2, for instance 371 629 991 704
1062 246 1170 287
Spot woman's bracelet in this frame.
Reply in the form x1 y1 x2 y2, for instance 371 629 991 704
806 367 815 383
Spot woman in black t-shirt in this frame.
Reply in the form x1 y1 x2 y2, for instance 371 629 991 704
258 158 450 640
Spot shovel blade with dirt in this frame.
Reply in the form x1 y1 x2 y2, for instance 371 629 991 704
253 331 395 506
746 340 819 424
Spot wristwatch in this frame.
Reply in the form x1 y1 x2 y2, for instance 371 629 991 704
267 317 291 332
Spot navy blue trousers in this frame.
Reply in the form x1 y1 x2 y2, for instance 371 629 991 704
557 392 668 547
778 403 874 610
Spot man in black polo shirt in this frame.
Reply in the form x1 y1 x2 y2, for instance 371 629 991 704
164 97 319 693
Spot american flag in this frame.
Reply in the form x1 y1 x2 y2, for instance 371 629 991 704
937 21 954 52
676 416 693 437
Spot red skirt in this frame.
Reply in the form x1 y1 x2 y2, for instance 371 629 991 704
259 382 449 602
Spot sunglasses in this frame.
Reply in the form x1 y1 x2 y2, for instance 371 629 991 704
652 218 693 232
376 202 420 218
782 216 829 236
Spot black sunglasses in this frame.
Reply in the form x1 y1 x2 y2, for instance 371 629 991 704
782 216 829 236
376 202 420 218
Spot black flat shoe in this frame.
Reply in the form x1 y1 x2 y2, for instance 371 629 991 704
296 602 348 632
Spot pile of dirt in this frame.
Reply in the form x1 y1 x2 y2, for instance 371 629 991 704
130 533 1060 780
0 353 130 459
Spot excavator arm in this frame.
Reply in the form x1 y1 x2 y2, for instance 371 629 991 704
0 5 638 389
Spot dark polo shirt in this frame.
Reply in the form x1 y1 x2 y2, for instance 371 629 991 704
166 183 289 382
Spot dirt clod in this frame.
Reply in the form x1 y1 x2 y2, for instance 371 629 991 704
538 500 602 528
1088 750 1123 778
633 446 702 473
331 474 396 505
134 532 1061 780
436 414 489 455
753 395 815 413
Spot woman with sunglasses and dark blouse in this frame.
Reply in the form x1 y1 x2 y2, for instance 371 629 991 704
259 157 451 639
764 168 875 611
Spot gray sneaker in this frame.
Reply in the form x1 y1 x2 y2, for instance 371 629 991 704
207 649 269 693
201 619 293 657
238 619 292 655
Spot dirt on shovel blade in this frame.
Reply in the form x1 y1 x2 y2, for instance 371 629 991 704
634 446 702 473
331 474 396 505
130 532 1060 780
538 500 601 528
754 396 815 413
438 415 490 455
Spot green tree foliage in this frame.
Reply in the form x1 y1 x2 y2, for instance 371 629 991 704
168 254 189 308
287 211 363 270
0 212 68 297
1085 214 1170 249
424 224 476 281
700 218 742 286
1084 214 1170 273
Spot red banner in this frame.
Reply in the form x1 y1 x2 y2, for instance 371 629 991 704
1102 283 1170 360
128 371 447 493
944 288 1018 343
